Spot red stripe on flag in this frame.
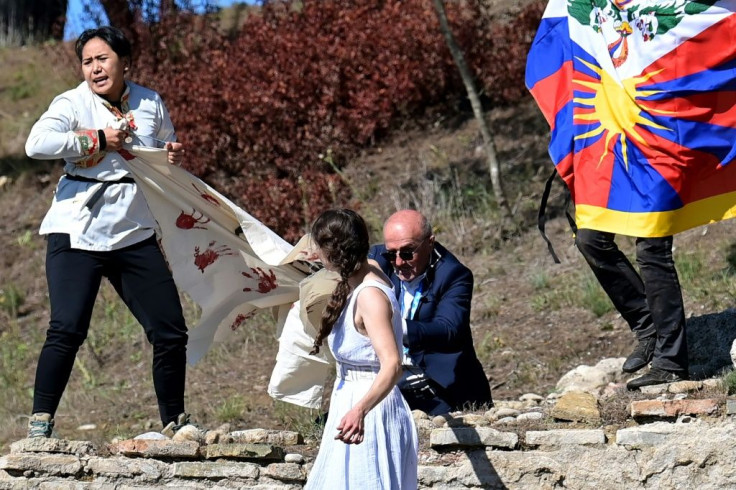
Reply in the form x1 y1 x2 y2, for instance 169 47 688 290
641 91 736 126
644 15 736 83
530 60 574 130
637 129 736 204
571 135 613 208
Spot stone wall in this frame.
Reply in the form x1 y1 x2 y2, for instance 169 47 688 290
3 414 736 489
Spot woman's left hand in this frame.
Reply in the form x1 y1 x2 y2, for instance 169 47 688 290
165 141 184 165
335 407 365 445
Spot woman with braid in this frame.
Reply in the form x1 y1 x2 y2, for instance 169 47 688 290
304 209 418 490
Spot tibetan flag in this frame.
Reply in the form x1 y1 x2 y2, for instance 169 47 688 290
526 0 736 237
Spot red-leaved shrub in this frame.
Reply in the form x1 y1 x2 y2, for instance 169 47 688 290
128 0 543 241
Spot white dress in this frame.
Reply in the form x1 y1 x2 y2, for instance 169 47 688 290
305 280 418 490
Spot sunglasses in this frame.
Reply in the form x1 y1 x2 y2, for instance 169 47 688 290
381 237 430 262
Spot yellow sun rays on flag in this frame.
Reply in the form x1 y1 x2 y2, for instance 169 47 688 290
571 58 673 168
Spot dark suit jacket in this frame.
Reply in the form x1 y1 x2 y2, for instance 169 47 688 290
369 242 492 410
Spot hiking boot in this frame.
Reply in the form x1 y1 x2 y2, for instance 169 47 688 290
622 336 656 373
161 413 206 443
626 367 688 391
27 413 55 438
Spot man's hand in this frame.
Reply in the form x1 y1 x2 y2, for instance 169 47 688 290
165 141 184 165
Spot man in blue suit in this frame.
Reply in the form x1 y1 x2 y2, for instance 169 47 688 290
369 209 492 415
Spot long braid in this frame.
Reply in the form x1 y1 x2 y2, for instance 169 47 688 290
308 209 369 355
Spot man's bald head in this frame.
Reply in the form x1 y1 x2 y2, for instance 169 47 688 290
383 210 431 240
382 210 434 281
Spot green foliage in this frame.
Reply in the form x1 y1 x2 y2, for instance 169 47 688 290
531 272 549 290
0 284 24 318
530 272 612 317
675 251 704 285
273 400 321 443
579 276 613 318
722 369 736 395
477 332 506 361
215 394 247 422
0 323 33 394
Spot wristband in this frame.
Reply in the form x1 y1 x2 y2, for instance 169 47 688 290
97 129 107 151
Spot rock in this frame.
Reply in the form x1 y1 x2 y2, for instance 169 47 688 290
447 414 489 427
668 380 703 394
557 365 611 394
10 439 97 456
201 443 284 461
264 462 306 482
109 439 200 459
284 453 304 464
0 454 82 476
429 427 518 449
204 431 221 445
703 378 724 390
412 409 430 420
526 429 606 447
630 399 720 419
495 408 521 418
517 411 544 422
551 391 601 423
726 399 736 415
229 429 301 446
172 424 206 444
134 432 168 441
494 400 526 410
172 461 260 479
519 393 544 404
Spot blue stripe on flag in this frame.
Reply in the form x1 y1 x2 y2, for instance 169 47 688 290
607 140 683 212
525 16 570 90
641 112 736 166
638 58 736 99
548 101 575 165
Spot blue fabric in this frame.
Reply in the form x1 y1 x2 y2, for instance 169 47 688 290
369 242 492 411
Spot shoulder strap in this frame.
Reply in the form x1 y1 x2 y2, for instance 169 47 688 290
538 168 577 264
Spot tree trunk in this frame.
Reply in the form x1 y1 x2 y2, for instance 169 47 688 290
0 0 67 46
99 0 136 27
430 0 512 221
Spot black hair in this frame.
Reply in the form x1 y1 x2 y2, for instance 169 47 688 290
75 26 131 62
309 209 370 354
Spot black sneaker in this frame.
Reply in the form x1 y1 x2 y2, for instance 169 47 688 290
626 367 688 391
622 336 656 373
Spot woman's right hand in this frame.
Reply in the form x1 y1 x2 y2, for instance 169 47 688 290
102 127 128 151
335 406 366 445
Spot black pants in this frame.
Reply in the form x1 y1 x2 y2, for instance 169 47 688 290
33 233 188 425
398 366 452 416
575 229 688 373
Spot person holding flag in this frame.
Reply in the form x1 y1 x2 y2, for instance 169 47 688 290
525 0 736 389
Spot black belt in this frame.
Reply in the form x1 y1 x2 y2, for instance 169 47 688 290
64 174 136 210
